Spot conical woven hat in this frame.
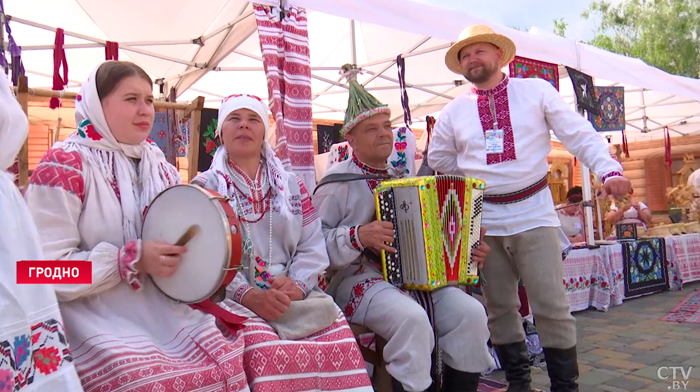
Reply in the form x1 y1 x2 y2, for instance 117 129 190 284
341 64 391 136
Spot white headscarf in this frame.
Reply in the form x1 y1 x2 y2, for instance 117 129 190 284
210 94 293 219
0 76 27 172
0 71 84 392
0 73 38 258
56 61 180 242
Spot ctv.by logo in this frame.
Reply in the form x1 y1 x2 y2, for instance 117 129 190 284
657 366 692 390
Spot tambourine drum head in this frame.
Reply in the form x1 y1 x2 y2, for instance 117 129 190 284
142 185 230 303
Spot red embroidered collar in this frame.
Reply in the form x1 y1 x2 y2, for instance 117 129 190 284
351 153 389 175
471 74 510 97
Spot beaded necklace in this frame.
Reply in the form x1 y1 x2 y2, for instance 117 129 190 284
227 160 273 289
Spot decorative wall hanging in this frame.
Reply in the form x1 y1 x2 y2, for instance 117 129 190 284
587 86 625 132
621 238 669 298
175 118 190 158
254 5 315 191
197 108 219 172
149 113 171 155
509 56 559 91
565 67 599 115
316 123 343 154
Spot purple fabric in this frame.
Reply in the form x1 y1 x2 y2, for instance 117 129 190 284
0 0 25 85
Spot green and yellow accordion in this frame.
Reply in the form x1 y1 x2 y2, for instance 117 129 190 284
374 175 485 291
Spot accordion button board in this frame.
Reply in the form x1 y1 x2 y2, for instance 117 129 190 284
374 175 484 292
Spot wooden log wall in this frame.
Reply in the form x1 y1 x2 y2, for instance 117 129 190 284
618 134 700 208
620 160 646 202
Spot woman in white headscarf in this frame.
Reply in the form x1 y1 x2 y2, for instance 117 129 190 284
0 74 83 390
23 61 250 391
191 94 373 392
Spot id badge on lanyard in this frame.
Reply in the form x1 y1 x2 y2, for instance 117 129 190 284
485 94 504 154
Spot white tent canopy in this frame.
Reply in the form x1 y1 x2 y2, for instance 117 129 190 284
4 0 700 145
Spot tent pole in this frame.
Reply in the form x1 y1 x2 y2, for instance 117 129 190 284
16 76 29 186
201 11 253 42
21 39 195 50
215 66 341 71
362 36 430 86
390 85 461 123
364 70 454 99
6 15 197 67
350 20 357 66
572 87 596 247
315 82 457 95
358 43 452 68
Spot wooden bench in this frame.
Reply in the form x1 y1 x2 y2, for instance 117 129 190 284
350 323 392 392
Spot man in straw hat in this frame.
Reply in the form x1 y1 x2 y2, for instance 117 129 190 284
313 65 496 392
427 25 632 392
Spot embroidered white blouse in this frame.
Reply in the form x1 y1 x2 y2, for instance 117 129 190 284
191 164 329 303
427 75 623 236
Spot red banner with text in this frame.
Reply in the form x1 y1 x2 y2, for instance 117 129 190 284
16 260 92 284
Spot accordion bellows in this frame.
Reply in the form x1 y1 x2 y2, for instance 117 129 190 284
374 175 485 291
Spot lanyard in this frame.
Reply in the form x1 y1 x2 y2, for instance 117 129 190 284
488 94 499 130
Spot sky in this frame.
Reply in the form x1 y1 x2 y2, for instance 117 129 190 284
415 0 610 41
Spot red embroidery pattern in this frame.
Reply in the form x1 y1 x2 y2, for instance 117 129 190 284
160 162 178 186
343 278 385 320
233 284 254 303
76 325 248 392
117 240 142 291
483 175 549 204
296 176 318 227
349 226 363 251
0 318 75 391
294 279 309 294
317 275 329 292
30 149 85 201
473 76 517 165
229 161 267 214
227 298 371 391
351 153 389 192
76 119 103 141
601 171 623 183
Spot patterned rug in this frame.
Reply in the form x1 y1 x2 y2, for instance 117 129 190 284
661 289 700 324
621 238 670 298
478 377 508 391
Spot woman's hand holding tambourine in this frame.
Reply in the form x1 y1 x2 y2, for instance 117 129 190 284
138 240 187 277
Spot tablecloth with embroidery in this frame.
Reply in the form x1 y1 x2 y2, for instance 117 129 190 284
563 246 619 312
664 233 700 290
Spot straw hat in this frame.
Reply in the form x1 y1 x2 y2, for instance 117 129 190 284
445 25 517 75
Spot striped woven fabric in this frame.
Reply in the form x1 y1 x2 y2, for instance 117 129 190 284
254 5 316 192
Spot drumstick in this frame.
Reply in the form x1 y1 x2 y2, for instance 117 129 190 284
174 224 200 247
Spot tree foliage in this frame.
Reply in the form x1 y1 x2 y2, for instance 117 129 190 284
553 18 569 37
581 0 700 77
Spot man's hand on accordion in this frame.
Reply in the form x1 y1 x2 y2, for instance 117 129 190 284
358 221 397 253
471 228 491 269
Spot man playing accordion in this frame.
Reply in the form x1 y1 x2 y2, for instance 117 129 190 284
313 67 495 392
